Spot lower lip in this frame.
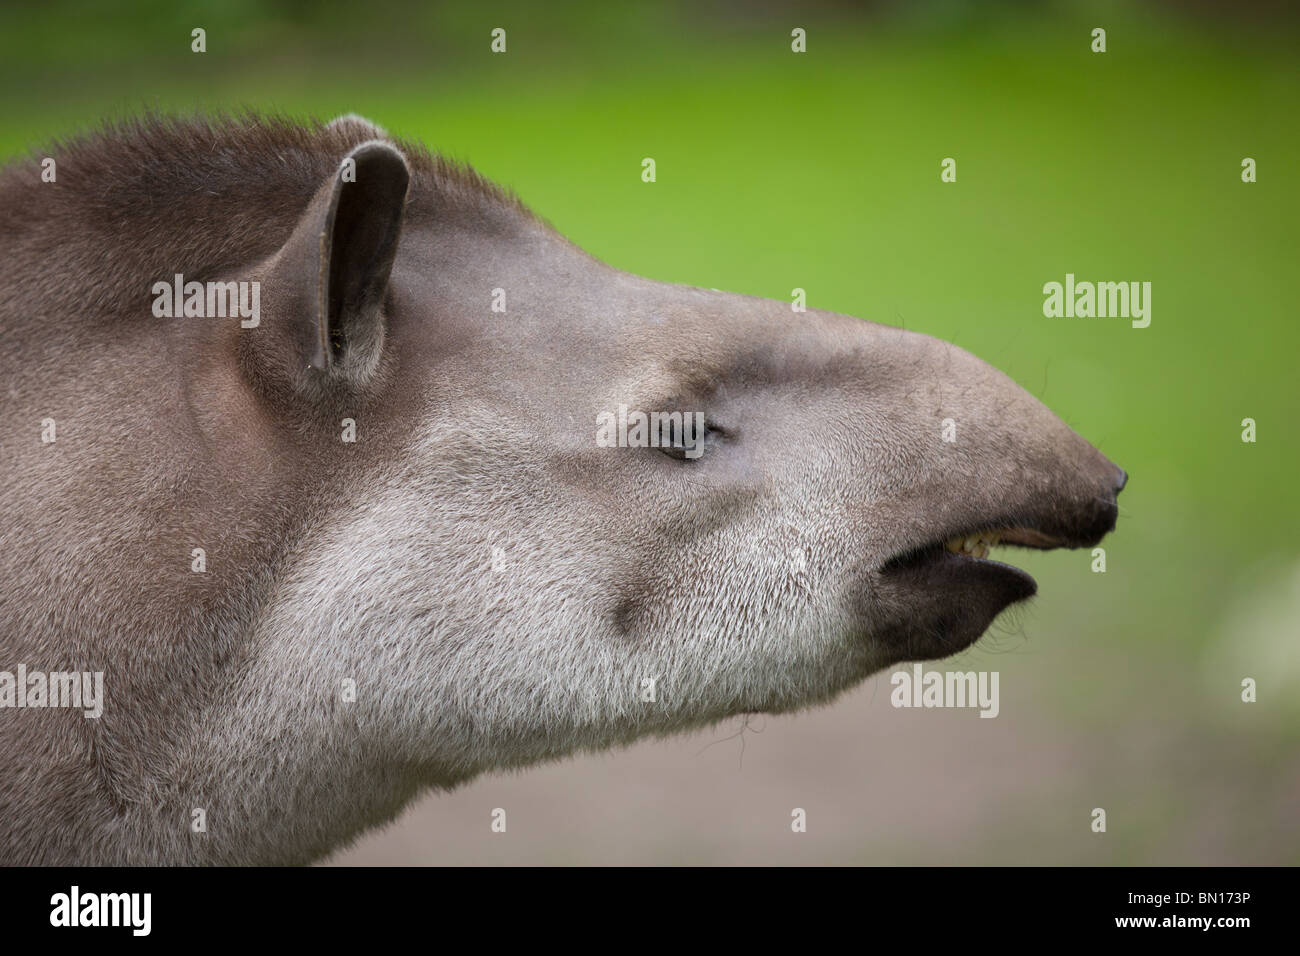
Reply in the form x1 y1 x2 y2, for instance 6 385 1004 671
883 545 1038 592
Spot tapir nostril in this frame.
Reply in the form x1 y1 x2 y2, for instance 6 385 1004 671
1113 467 1129 495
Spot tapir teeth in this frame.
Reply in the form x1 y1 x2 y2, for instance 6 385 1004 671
943 532 1000 559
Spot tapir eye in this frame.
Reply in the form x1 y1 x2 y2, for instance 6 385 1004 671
659 420 721 461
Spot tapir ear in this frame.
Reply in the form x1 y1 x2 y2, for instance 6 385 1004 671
266 139 410 383
325 113 389 139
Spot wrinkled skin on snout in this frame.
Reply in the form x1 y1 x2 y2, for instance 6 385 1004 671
0 117 1124 864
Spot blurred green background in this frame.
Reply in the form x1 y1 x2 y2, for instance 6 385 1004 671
3 0 1295 864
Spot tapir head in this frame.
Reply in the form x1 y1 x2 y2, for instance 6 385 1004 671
230 118 1125 777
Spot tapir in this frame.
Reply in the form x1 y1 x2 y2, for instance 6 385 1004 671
0 114 1126 865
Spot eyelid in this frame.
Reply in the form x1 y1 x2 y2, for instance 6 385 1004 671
657 417 735 464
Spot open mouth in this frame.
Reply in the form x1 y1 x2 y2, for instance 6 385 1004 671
871 483 1124 663
882 522 1076 583
892 523 1079 571
940 524 1072 558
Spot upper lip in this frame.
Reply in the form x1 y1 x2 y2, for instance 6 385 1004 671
881 491 1122 573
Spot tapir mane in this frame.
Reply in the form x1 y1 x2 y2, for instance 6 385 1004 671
0 112 536 326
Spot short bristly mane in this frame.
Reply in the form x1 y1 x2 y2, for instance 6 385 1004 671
0 112 538 325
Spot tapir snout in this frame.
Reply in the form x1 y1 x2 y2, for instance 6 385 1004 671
788 319 1131 664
